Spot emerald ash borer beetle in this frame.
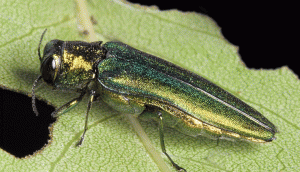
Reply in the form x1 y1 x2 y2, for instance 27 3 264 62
32 29 278 172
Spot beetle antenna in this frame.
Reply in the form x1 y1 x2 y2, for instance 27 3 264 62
38 29 47 61
32 75 42 116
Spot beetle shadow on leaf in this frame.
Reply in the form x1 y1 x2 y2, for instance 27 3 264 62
15 68 40 88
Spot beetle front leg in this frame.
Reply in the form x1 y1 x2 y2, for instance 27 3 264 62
51 91 86 118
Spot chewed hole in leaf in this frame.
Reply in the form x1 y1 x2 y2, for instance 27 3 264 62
0 88 56 158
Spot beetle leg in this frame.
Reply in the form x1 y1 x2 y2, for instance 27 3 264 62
76 90 96 147
157 111 187 172
51 91 86 118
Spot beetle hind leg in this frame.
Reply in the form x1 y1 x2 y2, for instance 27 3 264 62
140 106 186 172
157 111 187 172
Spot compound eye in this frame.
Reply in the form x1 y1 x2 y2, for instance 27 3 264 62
41 55 60 85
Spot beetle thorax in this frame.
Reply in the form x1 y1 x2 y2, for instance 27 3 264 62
53 49 96 89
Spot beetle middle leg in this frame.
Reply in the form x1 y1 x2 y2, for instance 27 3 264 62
76 90 96 146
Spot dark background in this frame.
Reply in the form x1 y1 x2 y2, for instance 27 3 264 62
1 1 298 158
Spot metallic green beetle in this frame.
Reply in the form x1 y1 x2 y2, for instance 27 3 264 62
32 30 277 171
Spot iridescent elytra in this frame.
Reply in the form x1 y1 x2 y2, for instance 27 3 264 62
32 30 277 171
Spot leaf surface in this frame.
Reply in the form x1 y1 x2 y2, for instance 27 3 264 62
0 0 299 171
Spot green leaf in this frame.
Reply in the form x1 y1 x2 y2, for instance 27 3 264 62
1 0 299 171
